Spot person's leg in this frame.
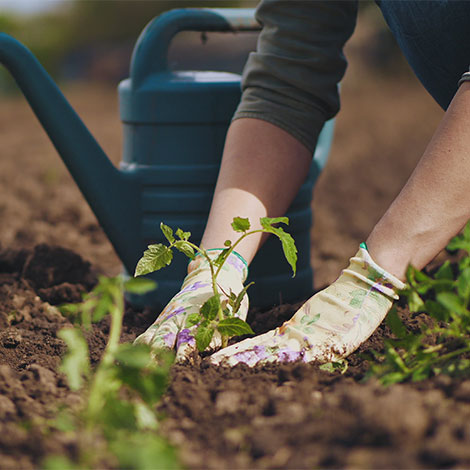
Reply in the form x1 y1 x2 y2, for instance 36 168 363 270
377 0 470 110
368 1 470 278
201 118 312 264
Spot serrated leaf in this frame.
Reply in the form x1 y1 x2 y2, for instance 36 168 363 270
185 312 200 327
58 327 90 391
195 323 215 352
217 317 254 336
231 217 251 232
134 244 173 276
160 223 175 243
200 295 220 321
174 240 195 259
260 216 289 228
176 228 191 241
259 217 297 277
124 277 157 295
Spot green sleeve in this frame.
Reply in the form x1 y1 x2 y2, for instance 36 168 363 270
233 0 358 154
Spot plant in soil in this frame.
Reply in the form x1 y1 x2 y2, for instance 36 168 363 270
135 216 297 351
368 222 470 385
43 276 180 470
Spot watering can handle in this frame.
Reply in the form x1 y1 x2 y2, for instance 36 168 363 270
130 8 260 86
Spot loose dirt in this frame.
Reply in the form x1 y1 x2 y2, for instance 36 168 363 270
2 9 467 470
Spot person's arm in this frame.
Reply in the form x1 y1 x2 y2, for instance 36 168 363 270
211 69 470 368
137 0 358 361
202 0 358 262
367 81 470 280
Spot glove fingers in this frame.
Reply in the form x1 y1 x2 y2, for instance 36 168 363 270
134 323 178 351
210 330 277 366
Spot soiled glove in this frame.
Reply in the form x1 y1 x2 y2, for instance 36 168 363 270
210 244 405 366
134 249 248 361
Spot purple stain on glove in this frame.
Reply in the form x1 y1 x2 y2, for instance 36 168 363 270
233 349 259 366
253 345 269 361
163 332 176 348
176 328 196 349
163 306 186 322
180 281 209 294
278 348 302 363
226 255 246 276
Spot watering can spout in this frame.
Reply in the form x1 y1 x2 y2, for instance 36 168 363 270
0 33 141 273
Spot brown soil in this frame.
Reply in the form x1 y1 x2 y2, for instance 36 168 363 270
1 9 466 470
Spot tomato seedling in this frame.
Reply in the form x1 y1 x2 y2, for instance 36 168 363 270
135 216 297 352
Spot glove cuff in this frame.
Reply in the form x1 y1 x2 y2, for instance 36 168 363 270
342 244 406 300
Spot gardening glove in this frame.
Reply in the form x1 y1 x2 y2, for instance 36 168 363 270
134 249 248 362
210 243 405 367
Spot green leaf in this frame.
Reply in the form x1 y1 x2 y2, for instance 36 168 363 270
447 231 470 254
124 277 157 295
260 216 289 228
232 282 254 314
407 290 425 313
195 323 215 352
385 307 408 339
200 295 221 321
115 343 152 369
231 217 251 232
174 240 195 259
135 244 173 276
91 292 112 322
42 455 81 470
176 228 191 241
319 359 348 374
436 291 467 315
217 317 254 337
160 223 175 243
57 327 90 391
423 299 449 322
457 267 470 303
259 217 297 277
185 312 200 327
435 260 454 280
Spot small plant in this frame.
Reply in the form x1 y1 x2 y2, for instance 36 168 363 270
43 276 180 470
367 222 470 385
135 216 297 351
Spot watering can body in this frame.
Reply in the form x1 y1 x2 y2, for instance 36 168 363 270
0 8 334 310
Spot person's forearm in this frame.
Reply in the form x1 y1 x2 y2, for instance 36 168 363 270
201 118 312 264
367 82 470 280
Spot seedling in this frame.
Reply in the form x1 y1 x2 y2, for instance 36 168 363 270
135 216 297 351
367 222 470 385
44 276 179 470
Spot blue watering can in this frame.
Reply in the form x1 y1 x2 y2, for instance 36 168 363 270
0 8 334 309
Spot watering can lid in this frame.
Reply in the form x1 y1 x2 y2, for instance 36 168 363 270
119 70 242 124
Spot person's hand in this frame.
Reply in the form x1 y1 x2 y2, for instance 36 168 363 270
210 244 405 366
134 249 248 362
